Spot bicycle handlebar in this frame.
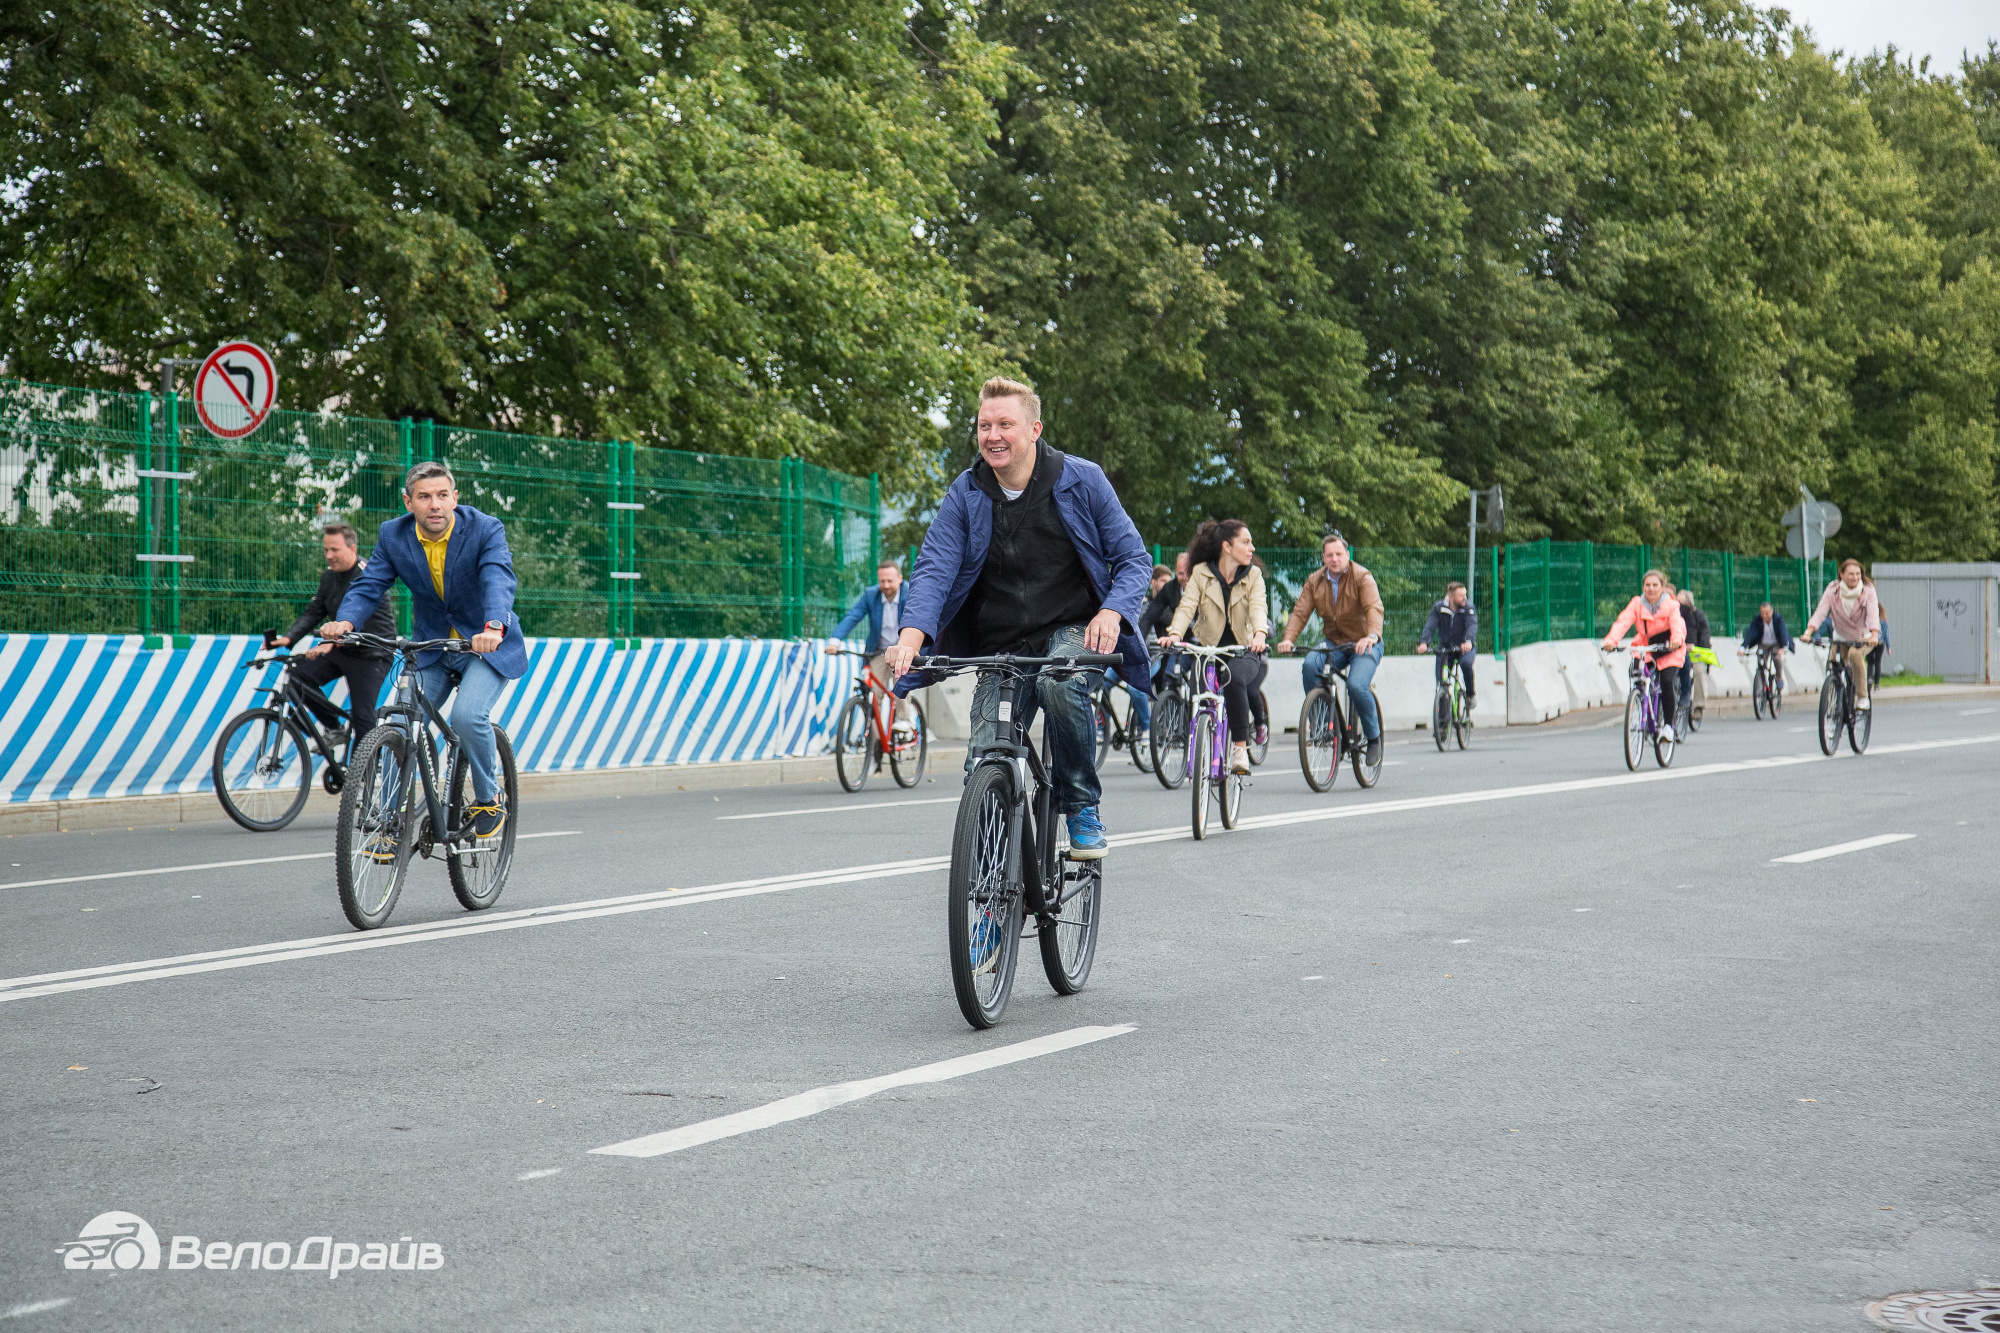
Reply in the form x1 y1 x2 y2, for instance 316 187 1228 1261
1165 643 1252 659
912 652 1123 676
334 632 473 655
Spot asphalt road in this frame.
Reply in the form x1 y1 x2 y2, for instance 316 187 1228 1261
3 699 1997 1330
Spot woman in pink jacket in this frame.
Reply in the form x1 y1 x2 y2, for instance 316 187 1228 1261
1602 569 1688 740
1804 557 1881 712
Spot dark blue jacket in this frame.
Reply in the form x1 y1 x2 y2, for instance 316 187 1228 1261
338 505 527 679
1740 613 1792 651
897 444 1152 693
1419 599 1478 654
831 586 907 654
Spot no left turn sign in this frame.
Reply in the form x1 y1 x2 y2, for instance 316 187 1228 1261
194 341 278 439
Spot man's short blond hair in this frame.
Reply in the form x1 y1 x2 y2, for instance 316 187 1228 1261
979 376 1041 424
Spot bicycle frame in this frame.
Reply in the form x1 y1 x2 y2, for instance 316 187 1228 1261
243 652 346 765
1628 651 1664 733
833 649 915 757
377 650 472 851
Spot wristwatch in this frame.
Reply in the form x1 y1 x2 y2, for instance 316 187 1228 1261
484 620 505 633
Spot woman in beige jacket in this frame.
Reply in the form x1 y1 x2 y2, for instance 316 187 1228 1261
1163 519 1269 773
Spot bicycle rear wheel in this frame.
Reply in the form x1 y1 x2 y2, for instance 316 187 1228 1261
1817 676 1843 756
1849 698 1872 754
335 727 413 930
1299 688 1338 792
1220 768 1243 828
1654 717 1675 768
1151 691 1189 790
833 695 873 792
211 707 312 832
1624 688 1646 770
1131 699 1157 773
1432 686 1450 751
1248 689 1270 766
1091 696 1111 770
889 697 929 788
1770 671 1783 715
447 724 517 911
1190 709 1216 840
1350 689 1383 788
948 763 1023 1029
1038 814 1101 995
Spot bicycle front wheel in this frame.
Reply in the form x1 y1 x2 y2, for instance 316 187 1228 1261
948 763 1023 1029
1190 709 1216 841
833 695 873 792
1624 688 1646 771
211 707 313 832
1432 686 1450 751
1299 688 1338 792
447 724 518 911
1753 670 1769 719
1038 814 1101 995
1817 676 1843 756
1454 684 1469 749
335 727 413 930
889 697 928 787
1151 691 1189 790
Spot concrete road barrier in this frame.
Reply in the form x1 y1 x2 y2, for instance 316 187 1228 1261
1506 641 1571 724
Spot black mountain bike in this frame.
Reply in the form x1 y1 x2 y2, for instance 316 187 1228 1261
1747 646 1785 719
1816 636 1872 756
1149 650 1194 789
212 648 350 831
1090 670 1155 774
1298 648 1384 792
330 633 519 930
918 650 1121 1029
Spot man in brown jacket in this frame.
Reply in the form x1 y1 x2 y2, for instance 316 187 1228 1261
1277 533 1386 762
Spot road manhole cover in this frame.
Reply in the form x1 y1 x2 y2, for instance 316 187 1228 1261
1867 1290 2000 1331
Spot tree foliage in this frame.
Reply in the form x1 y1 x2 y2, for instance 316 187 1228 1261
3 1 1997 562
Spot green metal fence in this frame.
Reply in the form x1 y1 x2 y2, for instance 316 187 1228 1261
1260 546 1502 654
0 376 879 641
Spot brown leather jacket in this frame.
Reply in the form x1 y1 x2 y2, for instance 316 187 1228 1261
1282 562 1383 646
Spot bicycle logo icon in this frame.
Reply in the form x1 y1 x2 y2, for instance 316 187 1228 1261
57 1211 161 1270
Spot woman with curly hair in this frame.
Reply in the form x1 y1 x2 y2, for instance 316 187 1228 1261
1162 519 1269 774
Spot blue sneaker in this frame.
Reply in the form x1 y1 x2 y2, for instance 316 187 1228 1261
1066 807 1108 860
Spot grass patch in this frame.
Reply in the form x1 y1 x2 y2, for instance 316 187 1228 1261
1878 670 1944 688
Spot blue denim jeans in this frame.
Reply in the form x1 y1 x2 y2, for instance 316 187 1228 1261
966 624 1100 814
1102 669 1151 735
415 654 507 802
1302 641 1382 740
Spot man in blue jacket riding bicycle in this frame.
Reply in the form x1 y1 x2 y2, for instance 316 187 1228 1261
319 460 525 838
884 377 1152 859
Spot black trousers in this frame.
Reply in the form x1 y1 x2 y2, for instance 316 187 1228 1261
290 649 392 738
1220 652 1268 743
1434 649 1476 697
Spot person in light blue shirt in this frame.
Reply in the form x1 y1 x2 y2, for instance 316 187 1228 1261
827 559 914 730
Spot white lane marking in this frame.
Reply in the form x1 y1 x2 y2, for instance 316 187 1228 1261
1302 975 1324 981
590 1024 1134 1159
1452 938 1471 944
2 1300 72 1319
7 732 1995 1004
0 855 950 1001
0 831 581 892
716 797 957 821
1771 833 1915 864
1960 708 1995 716
516 1168 564 1181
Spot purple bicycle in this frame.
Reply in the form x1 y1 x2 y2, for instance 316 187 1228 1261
1176 644 1253 840
1605 641 1676 770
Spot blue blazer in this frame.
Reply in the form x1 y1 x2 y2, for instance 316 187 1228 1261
831 586 907 654
338 505 527 679
897 443 1152 693
1739 613 1792 651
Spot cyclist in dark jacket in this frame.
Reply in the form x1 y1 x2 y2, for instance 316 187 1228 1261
1675 590 1712 715
274 522 395 751
1415 582 1479 709
1741 603 1793 651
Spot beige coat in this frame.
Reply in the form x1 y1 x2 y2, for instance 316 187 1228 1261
1167 560 1269 646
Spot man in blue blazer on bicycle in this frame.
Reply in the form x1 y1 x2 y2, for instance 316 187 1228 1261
320 460 524 837
883 376 1151 859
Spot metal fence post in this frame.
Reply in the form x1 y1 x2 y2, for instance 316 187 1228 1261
396 419 414 634
781 457 801 637
1488 546 1499 653
1501 544 1512 653
1722 551 1736 632
165 389 181 637
607 440 621 641
1582 540 1595 639
139 392 155 639
869 473 881 574
1540 536 1552 644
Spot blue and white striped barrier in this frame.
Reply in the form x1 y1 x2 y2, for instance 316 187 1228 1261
0 634 852 804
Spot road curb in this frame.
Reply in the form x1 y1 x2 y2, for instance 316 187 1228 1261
0 748 969 837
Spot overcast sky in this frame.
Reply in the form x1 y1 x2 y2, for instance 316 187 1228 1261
1772 0 1996 71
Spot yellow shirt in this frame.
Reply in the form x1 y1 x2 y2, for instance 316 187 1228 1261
416 515 462 638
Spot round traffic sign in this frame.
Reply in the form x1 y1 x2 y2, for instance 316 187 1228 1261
193 342 278 439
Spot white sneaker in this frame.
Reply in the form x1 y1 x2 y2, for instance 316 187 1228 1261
1659 722 1676 743
1229 743 1251 774
1856 695 1871 711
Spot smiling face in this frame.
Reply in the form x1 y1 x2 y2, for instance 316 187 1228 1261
976 395 1041 483
1841 562 1863 589
877 564 902 599
1642 572 1664 601
1323 539 1349 576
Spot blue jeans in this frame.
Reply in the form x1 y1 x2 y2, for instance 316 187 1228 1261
966 624 1100 814
1102 670 1151 735
415 654 507 802
1303 641 1382 741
